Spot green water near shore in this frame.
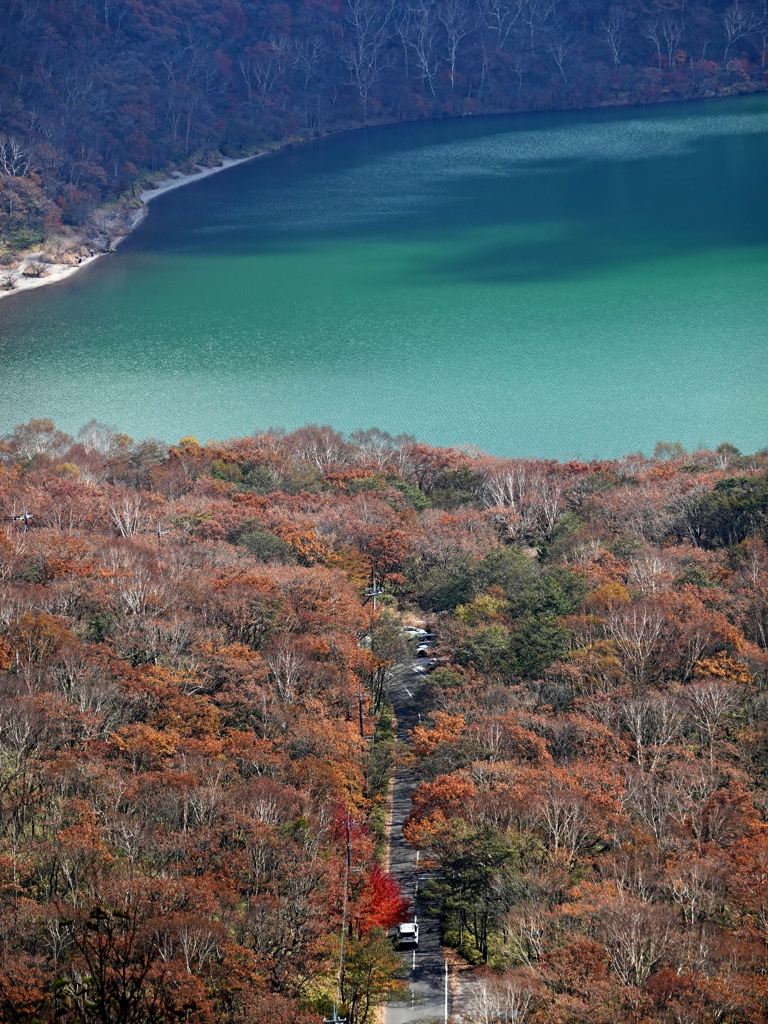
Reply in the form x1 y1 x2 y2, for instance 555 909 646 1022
1 96 767 458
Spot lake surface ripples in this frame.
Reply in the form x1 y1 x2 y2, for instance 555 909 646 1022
1 96 767 458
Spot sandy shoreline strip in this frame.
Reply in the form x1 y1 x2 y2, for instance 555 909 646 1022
0 152 264 303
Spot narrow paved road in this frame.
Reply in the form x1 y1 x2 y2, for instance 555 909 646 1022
386 664 449 1024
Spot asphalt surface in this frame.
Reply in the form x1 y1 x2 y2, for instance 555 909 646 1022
386 664 450 1024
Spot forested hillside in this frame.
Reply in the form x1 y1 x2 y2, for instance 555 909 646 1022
1 0 766 255
3 419 768 1020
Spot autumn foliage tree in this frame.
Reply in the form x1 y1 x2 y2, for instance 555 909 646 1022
3 420 768 1020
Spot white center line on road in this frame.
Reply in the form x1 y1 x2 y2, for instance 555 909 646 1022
412 948 416 971
405 688 413 698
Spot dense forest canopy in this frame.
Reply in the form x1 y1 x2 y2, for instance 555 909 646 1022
0 0 766 253
4 419 768 1020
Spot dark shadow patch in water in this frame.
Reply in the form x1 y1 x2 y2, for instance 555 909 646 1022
123 103 768 289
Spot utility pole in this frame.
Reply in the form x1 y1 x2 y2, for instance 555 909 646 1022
4 509 34 532
363 571 385 653
323 1011 346 1024
363 571 383 613
340 814 351 975
325 814 353 1024
355 690 365 738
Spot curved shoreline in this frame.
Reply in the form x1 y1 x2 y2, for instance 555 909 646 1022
0 152 268 303
0 85 763 305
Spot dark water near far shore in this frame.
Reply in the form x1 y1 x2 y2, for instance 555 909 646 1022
1 96 767 459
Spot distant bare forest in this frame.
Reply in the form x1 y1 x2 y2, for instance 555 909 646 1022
0 0 766 250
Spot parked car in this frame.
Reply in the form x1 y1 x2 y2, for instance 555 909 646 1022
424 657 448 673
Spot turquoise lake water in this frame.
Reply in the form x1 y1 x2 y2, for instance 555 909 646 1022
1 96 767 459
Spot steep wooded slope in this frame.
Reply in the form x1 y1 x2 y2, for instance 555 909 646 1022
1 0 766 254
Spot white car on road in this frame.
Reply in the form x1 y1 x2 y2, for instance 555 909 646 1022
396 922 419 948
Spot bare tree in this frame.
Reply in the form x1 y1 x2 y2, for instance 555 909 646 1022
505 903 547 966
349 427 413 467
481 460 563 537
0 266 19 291
686 679 738 763
24 259 48 278
239 50 281 104
0 134 32 177
666 857 721 927
660 16 684 70
644 20 663 69
600 7 627 66
723 2 760 62
521 0 556 53
751 15 768 65
342 0 394 119
466 973 536 1024
627 552 674 596
78 418 123 454
265 642 309 703
530 777 596 864
438 0 473 90
114 565 167 616
393 0 414 77
605 604 665 685
547 23 574 81
410 1 442 97
478 0 524 52
740 535 768 587
291 424 351 471
5 418 72 458
42 236 71 263
626 770 679 847
292 35 328 90
622 694 684 773
510 46 528 94
600 899 677 986
90 209 128 251
111 495 146 537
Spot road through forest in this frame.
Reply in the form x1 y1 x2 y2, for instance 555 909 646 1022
385 664 451 1024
